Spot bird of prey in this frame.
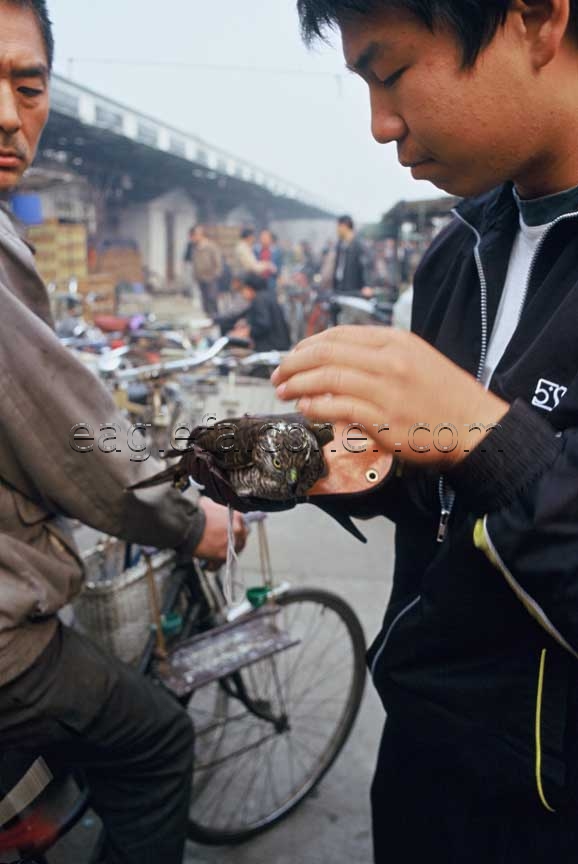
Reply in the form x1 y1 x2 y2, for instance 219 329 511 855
129 414 334 501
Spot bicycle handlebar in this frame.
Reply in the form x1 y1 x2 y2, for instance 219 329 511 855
329 294 393 324
103 336 251 384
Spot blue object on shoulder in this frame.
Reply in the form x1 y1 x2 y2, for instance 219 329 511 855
10 193 43 225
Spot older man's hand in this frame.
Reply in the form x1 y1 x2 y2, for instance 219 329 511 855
194 498 248 568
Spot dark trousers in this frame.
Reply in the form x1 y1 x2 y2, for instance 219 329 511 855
0 625 194 864
371 718 578 863
198 280 219 318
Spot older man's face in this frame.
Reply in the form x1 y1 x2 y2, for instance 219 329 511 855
0 2 50 191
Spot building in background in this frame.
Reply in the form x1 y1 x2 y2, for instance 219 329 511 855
16 73 337 311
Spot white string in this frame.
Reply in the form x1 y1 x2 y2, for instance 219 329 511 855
223 505 242 606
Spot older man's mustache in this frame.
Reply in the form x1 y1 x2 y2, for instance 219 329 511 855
0 139 27 160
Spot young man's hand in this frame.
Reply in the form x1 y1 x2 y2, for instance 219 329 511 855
194 498 248 566
307 421 393 495
271 326 509 468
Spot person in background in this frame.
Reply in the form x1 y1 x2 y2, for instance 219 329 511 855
217 272 291 353
298 239 318 284
233 227 274 281
190 224 223 319
182 226 194 299
254 228 283 294
333 214 374 298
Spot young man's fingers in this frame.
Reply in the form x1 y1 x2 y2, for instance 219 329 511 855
296 394 387 440
273 339 391 385
293 325 397 353
276 364 382 407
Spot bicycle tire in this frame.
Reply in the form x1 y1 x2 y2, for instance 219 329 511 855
186 587 367 845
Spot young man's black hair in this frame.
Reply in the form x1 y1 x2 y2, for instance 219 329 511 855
241 272 268 292
10 0 54 70
297 0 578 65
337 214 354 230
240 226 256 240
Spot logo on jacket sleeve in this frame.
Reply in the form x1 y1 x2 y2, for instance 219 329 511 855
531 378 568 412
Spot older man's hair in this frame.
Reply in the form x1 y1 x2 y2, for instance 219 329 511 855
6 0 54 70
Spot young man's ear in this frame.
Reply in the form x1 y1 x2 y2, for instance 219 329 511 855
513 0 571 69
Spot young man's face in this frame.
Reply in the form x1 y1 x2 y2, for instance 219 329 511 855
341 8 559 198
0 2 50 192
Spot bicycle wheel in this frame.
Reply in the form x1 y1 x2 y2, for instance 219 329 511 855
186 587 367 845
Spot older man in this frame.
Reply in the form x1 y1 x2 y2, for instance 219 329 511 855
0 4 246 862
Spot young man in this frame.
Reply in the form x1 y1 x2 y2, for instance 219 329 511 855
273 0 578 860
0 4 246 862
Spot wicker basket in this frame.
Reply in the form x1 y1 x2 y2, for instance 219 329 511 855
80 537 128 584
73 549 176 665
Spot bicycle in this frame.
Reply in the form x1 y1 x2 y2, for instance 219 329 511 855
147 531 367 844
305 292 394 335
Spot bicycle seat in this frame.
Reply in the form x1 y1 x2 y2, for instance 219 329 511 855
0 752 89 863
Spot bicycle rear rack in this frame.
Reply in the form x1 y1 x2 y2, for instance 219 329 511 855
153 607 299 699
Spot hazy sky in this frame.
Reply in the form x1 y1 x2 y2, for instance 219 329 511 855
47 0 443 222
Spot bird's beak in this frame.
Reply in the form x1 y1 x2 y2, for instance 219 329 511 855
286 467 299 495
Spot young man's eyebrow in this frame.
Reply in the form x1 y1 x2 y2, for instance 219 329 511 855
346 41 386 74
11 65 48 81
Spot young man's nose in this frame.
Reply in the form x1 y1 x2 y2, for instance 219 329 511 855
0 84 22 136
370 94 407 145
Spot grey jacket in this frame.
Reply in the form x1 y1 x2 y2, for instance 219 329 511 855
0 207 205 685
192 239 223 284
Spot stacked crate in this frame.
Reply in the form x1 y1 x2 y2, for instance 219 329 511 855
92 246 144 286
28 221 88 287
76 274 117 320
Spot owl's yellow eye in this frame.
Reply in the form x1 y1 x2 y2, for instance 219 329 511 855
273 457 282 470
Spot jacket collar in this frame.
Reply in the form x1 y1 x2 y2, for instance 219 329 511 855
454 182 519 238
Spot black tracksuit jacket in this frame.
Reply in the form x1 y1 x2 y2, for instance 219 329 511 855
359 182 578 815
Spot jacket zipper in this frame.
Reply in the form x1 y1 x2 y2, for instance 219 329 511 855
437 213 489 543
518 209 578 321
437 207 578 544
370 595 421 679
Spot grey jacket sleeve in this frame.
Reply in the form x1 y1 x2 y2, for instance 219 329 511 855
0 285 205 556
